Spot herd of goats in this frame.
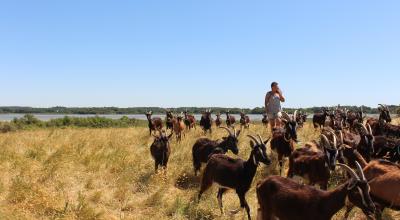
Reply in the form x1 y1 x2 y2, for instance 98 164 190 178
144 104 400 220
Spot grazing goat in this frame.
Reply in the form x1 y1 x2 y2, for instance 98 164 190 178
313 108 329 129
344 160 400 219
165 110 174 130
287 133 339 190
198 134 271 220
256 162 376 220
145 111 163 135
150 130 173 171
215 113 222 127
183 110 196 130
225 110 236 128
270 111 298 175
199 109 213 134
172 114 186 142
240 112 250 129
192 127 241 176
262 113 268 127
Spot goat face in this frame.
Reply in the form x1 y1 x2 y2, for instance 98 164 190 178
324 147 339 171
152 131 173 148
378 105 391 123
250 139 271 165
284 120 298 142
221 130 241 155
145 112 152 120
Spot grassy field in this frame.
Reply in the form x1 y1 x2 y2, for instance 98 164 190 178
0 121 399 220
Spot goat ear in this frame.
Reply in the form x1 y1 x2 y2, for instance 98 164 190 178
236 130 241 137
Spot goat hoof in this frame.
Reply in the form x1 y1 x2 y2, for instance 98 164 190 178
229 208 241 215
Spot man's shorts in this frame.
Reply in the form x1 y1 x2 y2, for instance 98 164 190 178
267 112 282 120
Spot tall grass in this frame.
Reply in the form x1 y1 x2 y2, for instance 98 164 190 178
0 120 399 219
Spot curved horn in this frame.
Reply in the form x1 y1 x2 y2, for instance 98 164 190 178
257 134 264 144
337 163 359 180
366 123 373 135
329 131 337 149
355 161 366 181
247 134 260 145
356 122 368 135
293 110 298 121
281 112 291 121
321 134 331 149
233 127 237 137
339 130 344 145
219 126 233 136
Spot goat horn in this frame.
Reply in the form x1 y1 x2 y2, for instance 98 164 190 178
219 126 233 136
293 110 298 121
257 134 264 144
281 112 291 121
233 127 237 137
355 161 366 181
397 146 400 156
329 131 337 149
337 163 360 181
356 122 368 135
247 135 260 146
321 134 331 149
366 123 373 135
339 131 344 145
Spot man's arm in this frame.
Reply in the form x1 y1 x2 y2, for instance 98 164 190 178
277 90 285 102
265 92 270 112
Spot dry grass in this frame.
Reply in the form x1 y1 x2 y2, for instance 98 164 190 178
0 121 399 220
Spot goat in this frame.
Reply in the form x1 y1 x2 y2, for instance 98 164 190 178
371 135 400 162
199 109 212 134
198 134 271 220
296 111 307 128
225 110 236 128
240 112 250 129
367 104 400 137
313 108 329 129
346 107 364 131
145 111 163 135
172 113 186 142
355 123 375 162
344 160 400 219
215 113 222 127
261 113 268 127
192 127 241 176
270 111 298 175
256 162 376 220
165 109 174 130
287 133 339 190
150 130 173 171
183 110 196 130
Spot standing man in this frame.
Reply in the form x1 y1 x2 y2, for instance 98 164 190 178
265 82 285 131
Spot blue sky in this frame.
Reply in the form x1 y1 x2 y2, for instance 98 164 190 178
1 1 399 108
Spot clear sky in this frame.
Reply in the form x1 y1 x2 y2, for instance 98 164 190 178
1 1 399 108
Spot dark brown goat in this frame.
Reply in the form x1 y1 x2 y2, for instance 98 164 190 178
192 127 241 176
240 112 250 129
145 111 163 135
225 111 236 128
198 134 271 220
150 130 173 171
313 108 330 129
165 110 174 130
371 135 400 162
256 162 376 220
344 160 400 219
199 109 213 134
183 110 196 130
346 107 364 131
261 113 268 127
270 111 298 175
287 134 339 190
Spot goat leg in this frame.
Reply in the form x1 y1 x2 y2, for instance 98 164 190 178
238 192 251 220
217 188 227 215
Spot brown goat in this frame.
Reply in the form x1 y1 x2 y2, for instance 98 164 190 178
270 111 298 175
240 112 251 129
198 134 271 220
261 113 268 127
172 114 186 142
215 113 222 127
145 111 163 135
344 160 400 219
225 111 236 128
287 134 339 190
256 162 376 220
183 110 196 130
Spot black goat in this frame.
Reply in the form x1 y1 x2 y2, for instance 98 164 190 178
313 108 329 129
199 109 213 134
192 127 241 176
225 110 236 128
150 130 173 171
165 110 174 130
198 134 271 220
215 113 222 127
145 111 163 135
240 112 250 129
261 113 268 127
